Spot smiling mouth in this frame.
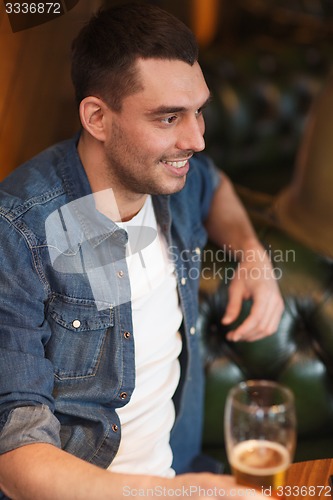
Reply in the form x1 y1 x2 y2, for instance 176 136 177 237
161 155 192 169
163 159 188 169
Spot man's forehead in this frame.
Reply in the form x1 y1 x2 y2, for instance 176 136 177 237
135 57 203 79
133 57 210 107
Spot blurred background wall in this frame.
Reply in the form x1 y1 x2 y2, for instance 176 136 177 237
1 0 333 193
0 0 99 180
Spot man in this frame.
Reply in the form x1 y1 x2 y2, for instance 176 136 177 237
0 3 283 498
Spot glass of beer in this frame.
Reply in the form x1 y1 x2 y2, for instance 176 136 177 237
224 380 296 495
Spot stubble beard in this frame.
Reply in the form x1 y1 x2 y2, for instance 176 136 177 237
104 134 188 198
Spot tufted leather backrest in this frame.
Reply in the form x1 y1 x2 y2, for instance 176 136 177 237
198 225 333 462
199 73 333 464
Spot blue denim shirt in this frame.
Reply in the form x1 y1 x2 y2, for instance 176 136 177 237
0 135 221 482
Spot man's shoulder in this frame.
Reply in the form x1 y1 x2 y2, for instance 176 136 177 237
188 152 212 173
186 152 220 188
175 152 219 198
169 152 220 223
0 136 80 215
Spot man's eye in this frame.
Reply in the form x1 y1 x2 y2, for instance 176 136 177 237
161 115 177 124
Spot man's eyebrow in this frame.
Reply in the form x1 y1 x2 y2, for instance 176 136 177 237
145 95 212 116
146 106 186 116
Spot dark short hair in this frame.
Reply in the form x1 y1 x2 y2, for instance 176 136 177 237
71 2 199 111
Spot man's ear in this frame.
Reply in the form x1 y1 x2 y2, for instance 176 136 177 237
79 96 110 142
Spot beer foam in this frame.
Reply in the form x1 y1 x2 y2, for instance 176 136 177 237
230 440 290 476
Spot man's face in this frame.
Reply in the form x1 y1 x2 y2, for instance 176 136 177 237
103 58 210 198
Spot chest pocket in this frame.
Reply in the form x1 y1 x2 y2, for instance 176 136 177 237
45 295 114 380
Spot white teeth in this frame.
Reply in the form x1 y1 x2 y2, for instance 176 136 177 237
164 160 187 168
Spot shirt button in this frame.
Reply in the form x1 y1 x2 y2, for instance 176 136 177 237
112 424 118 432
117 270 124 278
181 277 186 285
124 331 131 339
120 392 128 400
190 326 196 335
72 319 81 329
194 247 201 255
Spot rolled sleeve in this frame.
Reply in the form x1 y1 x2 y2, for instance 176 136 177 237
0 215 58 454
0 405 61 455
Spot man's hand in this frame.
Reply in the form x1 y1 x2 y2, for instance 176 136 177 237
205 173 284 342
221 244 284 342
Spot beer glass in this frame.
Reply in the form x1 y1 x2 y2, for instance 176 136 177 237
224 380 296 494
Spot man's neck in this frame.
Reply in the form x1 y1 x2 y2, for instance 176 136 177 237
77 133 147 222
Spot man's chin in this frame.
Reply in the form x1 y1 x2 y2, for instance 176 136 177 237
154 177 187 196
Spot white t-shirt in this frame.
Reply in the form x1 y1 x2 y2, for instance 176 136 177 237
108 196 183 477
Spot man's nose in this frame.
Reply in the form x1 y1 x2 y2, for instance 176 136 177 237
176 116 205 153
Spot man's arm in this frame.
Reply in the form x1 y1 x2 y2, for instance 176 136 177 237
205 172 284 342
0 443 273 500
0 444 127 499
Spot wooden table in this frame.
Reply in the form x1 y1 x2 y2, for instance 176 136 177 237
283 459 333 499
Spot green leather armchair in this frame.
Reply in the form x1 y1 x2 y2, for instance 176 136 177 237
199 75 333 470
199 226 333 470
